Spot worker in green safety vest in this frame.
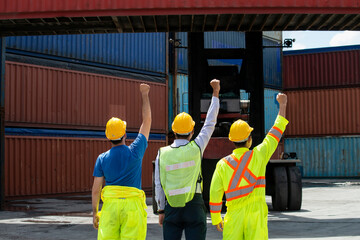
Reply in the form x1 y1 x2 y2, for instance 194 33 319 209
154 79 220 240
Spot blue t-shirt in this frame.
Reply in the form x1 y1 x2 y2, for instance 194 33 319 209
93 133 148 189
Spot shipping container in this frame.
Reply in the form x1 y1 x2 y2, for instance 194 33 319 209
283 45 360 90
284 136 360 177
6 33 166 74
5 61 167 133
263 38 282 89
264 88 280 134
1 0 358 19
285 88 360 137
176 73 189 114
5 134 166 198
176 32 282 89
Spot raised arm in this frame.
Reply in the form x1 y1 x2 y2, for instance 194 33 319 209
194 79 220 154
139 84 152 140
277 93 287 118
254 93 289 161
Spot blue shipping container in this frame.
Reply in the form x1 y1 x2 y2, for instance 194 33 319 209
6 33 166 74
263 38 282 89
264 88 280 134
284 136 360 177
176 74 189 114
176 32 282 89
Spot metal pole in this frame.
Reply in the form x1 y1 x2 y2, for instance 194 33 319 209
245 32 265 146
188 32 204 137
0 37 6 210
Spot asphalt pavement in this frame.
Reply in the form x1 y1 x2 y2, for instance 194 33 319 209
0 179 360 240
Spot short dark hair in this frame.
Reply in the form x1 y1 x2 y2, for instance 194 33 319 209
110 137 123 145
234 141 247 148
174 133 190 139
233 135 251 148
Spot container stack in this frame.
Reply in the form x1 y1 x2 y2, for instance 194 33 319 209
4 33 168 198
283 45 360 177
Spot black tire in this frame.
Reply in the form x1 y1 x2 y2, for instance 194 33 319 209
152 163 158 214
272 166 288 211
287 166 302 211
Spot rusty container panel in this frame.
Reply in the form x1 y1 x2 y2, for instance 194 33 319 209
5 135 166 198
285 88 360 137
203 138 235 160
283 46 360 90
5 61 167 133
1 0 359 19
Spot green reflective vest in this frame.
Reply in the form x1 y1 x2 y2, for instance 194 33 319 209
159 141 202 207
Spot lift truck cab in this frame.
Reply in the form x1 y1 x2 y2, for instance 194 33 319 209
152 32 302 213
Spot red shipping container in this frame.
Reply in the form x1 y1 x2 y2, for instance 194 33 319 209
283 48 360 90
5 135 166 198
1 0 359 19
5 61 167 133
285 88 360 137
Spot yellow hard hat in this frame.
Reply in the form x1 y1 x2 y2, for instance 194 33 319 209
228 119 254 142
172 112 195 135
105 117 127 140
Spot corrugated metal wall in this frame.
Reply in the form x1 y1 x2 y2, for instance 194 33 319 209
176 32 282 89
5 61 167 133
0 0 358 16
5 135 165 197
284 137 360 177
176 73 189 113
6 33 166 74
283 47 360 90
264 88 280 134
263 38 282 89
285 88 360 137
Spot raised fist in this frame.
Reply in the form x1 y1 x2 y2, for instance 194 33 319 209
276 93 287 105
140 83 150 94
210 79 220 92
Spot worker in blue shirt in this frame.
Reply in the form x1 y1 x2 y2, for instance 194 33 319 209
92 83 151 240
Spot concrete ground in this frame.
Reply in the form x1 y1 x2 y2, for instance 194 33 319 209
0 179 360 240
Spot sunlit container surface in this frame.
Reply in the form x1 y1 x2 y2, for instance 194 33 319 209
264 88 280 134
5 61 167 133
283 45 360 90
5 135 166 197
176 74 189 113
284 136 360 177
6 33 166 74
176 32 282 89
285 88 360 137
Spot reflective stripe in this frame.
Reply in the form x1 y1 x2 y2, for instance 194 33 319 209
229 151 252 191
224 151 266 201
244 170 257 184
223 155 237 169
226 178 266 200
166 160 195 171
209 202 222 213
256 178 266 186
268 126 283 142
168 186 191 196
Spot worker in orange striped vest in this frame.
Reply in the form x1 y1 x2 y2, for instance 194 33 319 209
209 93 288 240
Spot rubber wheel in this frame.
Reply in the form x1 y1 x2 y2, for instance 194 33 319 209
152 168 158 214
272 166 288 211
287 166 302 211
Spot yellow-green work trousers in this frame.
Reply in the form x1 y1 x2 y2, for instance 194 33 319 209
223 198 268 240
98 186 147 240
